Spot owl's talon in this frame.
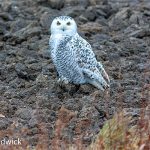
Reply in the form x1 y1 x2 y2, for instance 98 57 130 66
57 77 69 88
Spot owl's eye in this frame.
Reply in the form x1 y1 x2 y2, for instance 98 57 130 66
67 22 71 26
57 21 61 25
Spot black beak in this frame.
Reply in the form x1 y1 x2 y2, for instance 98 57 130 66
62 27 65 31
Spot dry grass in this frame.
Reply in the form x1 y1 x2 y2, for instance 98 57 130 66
0 82 149 150
89 107 150 150
0 105 149 150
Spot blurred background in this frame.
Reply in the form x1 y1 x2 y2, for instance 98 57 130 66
0 0 150 149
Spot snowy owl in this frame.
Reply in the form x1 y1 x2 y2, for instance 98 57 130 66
49 16 110 91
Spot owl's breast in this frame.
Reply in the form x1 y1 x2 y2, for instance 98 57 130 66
49 34 86 84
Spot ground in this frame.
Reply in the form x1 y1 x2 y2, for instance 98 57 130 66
0 0 150 149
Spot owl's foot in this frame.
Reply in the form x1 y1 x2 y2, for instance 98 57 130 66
57 77 69 88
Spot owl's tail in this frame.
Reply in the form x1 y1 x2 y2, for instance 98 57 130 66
87 79 109 91
83 68 109 91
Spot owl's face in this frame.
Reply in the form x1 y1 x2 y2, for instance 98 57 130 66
50 16 77 36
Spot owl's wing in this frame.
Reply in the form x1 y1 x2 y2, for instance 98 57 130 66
73 34 110 85
49 35 56 64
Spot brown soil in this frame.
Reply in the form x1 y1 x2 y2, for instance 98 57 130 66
0 0 150 149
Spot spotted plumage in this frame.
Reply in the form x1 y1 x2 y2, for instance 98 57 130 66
54 16 73 21
49 16 110 91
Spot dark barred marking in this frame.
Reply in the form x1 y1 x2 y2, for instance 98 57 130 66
55 16 73 20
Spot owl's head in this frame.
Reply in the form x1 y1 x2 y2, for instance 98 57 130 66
50 16 77 36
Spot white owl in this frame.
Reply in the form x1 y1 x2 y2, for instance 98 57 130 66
49 16 110 91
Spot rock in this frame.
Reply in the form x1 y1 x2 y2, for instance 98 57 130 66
95 8 107 18
0 19 9 35
40 11 59 30
3 88 17 99
110 81 120 91
91 34 111 44
65 0 90 7
94 0 108 5
113 7 131 20
83 6 97 21
96 17 108 26
0 52 7 62
82 135 92 144
10 18 29 33
0 41 4 48
137 63 150 72
63 6 85 18
0 101 8 114
40 12 52 30
28 42 39 51
108 52 120 62
27 136 39 146
142 3 150 11
95 4 112 18
78 15 88 24
0 84 7 95
15 108 33 120
34 0 46 2
36 73 49 86
129 28 150 38
95 50 108 61
0 12 13 21
79 105 98 119
38 48 51 60
109 7 132 30
0 118 12 130
120 79 137 87
63 98 82 111
57 106 76 123
12 23 41 42
48 0 65 10
28 117 38 128
15 63 28 80
123 108 141 117
61 127 74 143
79 22 103 34
26 127 39 135
143 10 150 16
129 11 144 25
15 61 40 81
17 87 35 99
24 57 39 64
27 63 42 71
50 98 61 111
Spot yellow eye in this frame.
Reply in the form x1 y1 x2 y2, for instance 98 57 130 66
67 22 71 26
57 21 61 25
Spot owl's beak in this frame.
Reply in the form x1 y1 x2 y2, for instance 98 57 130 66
61 26 66 31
